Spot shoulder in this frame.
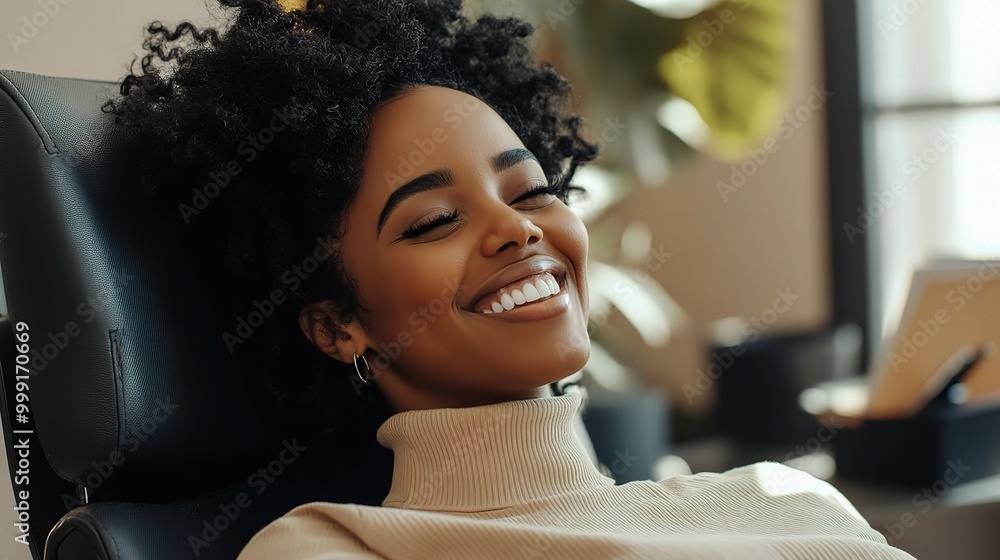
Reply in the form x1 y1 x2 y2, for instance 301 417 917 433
647 463 912 557
727 461 865 515
654 461 866 521
657 461 841 493
237 502 377 560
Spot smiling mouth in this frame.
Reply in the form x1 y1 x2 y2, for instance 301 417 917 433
465 272 567 317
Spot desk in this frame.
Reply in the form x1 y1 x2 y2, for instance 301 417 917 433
673 437 1000 560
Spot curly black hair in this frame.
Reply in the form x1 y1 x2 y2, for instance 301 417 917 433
103 0 599 447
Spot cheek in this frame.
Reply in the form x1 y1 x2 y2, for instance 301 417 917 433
375 253 465 324
548 205 589 307
551 205 589 262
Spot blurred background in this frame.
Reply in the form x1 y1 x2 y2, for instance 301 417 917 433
1 0 998 558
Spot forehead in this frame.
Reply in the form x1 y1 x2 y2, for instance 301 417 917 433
361 85 526 189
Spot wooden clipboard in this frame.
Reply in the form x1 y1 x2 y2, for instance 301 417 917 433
865 260 1000 419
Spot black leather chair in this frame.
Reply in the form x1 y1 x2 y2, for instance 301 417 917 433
0 69 395 559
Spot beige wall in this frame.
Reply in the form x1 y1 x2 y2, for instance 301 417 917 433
0 0 220 81
618 0 830 329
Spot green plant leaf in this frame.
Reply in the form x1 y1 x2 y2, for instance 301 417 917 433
659 0 792 161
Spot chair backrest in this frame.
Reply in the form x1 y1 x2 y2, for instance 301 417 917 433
0 69 392 559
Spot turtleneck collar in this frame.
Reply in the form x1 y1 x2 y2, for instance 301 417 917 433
376 391 615 512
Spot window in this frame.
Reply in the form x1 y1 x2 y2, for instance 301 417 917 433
824 0 1000 367
864 0 1000 342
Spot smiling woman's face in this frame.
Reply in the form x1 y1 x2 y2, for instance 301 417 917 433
300 85 590 412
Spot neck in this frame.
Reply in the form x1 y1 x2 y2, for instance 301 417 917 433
374 373 554 412
376 391 614 512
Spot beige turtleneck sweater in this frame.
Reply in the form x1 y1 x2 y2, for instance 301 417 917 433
237 391 916 560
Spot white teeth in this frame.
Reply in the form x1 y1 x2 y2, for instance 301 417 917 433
522 282 540 302
478 272 563 314
534 277 552 298
546 275 560 294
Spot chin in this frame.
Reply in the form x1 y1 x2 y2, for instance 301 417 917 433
560 348 590 378
540 349 590 386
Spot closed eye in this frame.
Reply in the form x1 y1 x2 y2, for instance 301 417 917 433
397 182 558 240
399 208 461 239
511 182 559 204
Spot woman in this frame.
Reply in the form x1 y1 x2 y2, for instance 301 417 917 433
105 1 916 558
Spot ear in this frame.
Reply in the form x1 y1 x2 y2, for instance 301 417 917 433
298 300 369 365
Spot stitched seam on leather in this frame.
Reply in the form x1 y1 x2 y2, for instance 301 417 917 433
78 507 121 559
109 329 126 475
0 71 57 154
0 240 19 321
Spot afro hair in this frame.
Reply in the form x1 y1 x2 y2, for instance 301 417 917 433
102 0 599 446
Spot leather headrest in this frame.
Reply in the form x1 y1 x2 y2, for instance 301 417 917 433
0 70 278 501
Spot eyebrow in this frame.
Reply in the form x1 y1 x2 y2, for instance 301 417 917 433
492 148 537 174
376 148 539 238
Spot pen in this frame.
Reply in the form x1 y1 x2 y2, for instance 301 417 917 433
921 343 996 411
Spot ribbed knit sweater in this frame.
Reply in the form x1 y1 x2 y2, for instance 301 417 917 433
237 391 916 559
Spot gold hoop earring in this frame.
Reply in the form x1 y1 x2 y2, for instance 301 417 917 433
353 352 371 385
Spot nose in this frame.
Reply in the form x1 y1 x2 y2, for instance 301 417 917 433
480 200 544 255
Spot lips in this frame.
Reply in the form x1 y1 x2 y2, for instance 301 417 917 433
463 255 568 312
